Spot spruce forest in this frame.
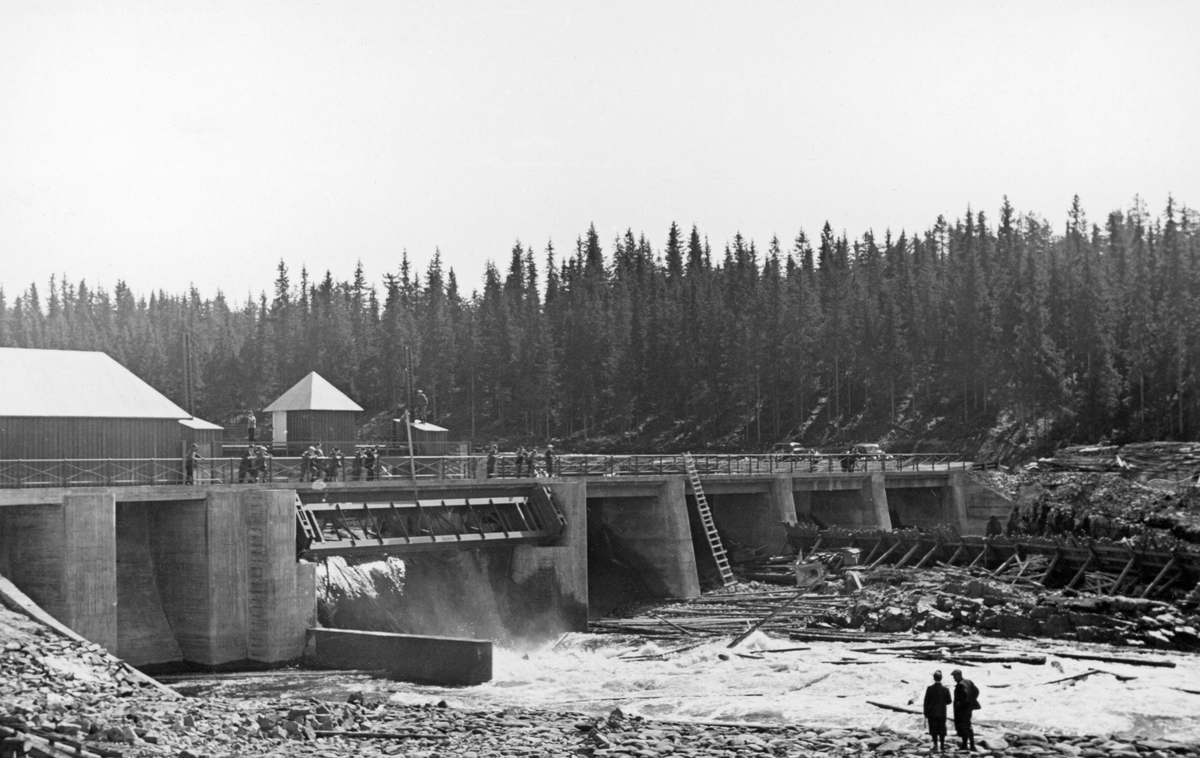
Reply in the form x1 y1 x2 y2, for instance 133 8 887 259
2 195 1198 460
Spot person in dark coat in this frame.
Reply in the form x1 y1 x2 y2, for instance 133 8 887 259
923 670 953 752
185 444 202 484
986 515 1003 538
327 447 344 481
352 448 364 481
237 448 254 483
365 446 377 481
415 390 429 421
246 411 257 442
515 446 526 478
951 669 979 751
486 445 497 478
544 444 555 477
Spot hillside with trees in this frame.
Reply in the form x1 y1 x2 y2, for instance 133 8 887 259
1 195 1197 462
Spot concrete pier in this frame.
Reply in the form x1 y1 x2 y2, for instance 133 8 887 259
0 493 117 651
2 488 314 669
588 477 700 602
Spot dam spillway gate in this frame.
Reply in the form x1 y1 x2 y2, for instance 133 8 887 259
294 487 567 559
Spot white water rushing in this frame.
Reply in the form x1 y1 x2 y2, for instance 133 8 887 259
178 632 1200 742
385 633 1200 741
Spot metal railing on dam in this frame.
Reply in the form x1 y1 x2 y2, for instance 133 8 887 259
0 453 973 489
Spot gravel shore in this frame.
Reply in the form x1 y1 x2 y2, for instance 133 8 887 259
4 604 1200 758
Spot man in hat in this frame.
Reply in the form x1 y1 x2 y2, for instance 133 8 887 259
923 670 952 752
951 669 979 751
253 445 271 483
486 445 498 479
544 444 555 477
300 445 315 482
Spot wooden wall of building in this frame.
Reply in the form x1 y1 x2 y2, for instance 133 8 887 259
0 417 183 459
285 410 358 449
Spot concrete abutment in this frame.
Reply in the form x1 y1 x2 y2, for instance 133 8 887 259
0 493 118 651
2 488 314 669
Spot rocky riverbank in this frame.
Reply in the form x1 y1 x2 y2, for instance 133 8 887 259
5 601 1200 758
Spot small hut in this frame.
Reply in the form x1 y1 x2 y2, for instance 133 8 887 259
178 417 224 458
263 372 363 452
401 419 460 456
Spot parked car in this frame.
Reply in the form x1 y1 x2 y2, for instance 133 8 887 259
769 442 820 462
850 443 894 461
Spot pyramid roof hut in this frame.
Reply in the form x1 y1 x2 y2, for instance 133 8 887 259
263 372 363 451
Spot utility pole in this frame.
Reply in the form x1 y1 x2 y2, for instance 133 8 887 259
182 332 195 416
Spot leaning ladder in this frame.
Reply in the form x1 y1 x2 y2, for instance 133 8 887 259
682 453 736 587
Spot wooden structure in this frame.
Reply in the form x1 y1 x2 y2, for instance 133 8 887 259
263 372 363 453
178 417 224 458
0 347 192 459
787 525 1200 601
401 419 459 455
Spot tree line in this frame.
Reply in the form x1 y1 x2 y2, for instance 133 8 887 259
1 195 1197 455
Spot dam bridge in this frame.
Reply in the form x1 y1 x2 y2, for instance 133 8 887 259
0 452 1009 673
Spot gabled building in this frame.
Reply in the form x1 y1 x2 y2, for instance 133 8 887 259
0 347 217 460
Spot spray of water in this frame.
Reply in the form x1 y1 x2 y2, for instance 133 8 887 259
315 548 575 647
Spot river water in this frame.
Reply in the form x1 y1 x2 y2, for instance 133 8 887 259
166 631 1200 742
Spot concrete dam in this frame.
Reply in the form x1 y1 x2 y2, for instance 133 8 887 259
0 468 1009 671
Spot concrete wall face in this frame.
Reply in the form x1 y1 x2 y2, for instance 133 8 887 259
152 494 248 665
244 489 316 663
149 490 314 667
955 472 1014 535
115 502 183 665
0 494 117 651
587 477 700 604
885 487 951 530
808 489 877 528
510 481 588 635
706 478 796 555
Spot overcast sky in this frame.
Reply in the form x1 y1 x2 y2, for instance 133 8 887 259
1 1 1197 302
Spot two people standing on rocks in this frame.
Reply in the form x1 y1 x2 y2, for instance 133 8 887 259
925 669 979 751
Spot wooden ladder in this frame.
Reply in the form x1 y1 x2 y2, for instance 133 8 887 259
683 453 735 587
294 493 324 546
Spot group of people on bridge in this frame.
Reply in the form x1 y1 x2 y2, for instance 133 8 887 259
485 444 555 478
297 444 393 483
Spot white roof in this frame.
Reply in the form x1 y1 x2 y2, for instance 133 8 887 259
399 419 448 432
0 348 191 419
179 417 223 431
264 372 364 412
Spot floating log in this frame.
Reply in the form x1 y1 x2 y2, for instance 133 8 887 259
1053 651 1175 668
866 700 922 715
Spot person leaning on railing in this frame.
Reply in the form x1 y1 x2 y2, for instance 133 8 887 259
185 444 202 485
